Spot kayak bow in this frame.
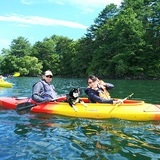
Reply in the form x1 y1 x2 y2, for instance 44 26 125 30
0 81 12 88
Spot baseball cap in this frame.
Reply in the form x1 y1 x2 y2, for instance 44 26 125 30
44 70 53 76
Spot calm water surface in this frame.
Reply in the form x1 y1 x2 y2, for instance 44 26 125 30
0 77 160 160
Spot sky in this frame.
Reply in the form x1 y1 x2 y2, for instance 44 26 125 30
0 0 123 51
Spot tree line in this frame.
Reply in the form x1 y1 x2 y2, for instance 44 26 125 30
0 0 160 79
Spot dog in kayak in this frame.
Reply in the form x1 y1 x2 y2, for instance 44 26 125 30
66 88 87 112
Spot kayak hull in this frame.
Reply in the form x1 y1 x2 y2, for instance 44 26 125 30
0 97 160 121
0 81 12 88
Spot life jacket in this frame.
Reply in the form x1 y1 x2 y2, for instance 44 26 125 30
97 86 111 100
33 80 57 99
87 84 111 100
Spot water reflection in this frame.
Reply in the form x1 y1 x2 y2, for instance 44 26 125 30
14 124 31 135
1 111 159 159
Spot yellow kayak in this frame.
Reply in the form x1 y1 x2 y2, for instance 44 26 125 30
0 97 160 121
13 72 20 77
0 81 12 88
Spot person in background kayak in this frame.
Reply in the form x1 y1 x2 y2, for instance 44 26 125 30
32 70 58 103
0 74 4 82
85 75 120 104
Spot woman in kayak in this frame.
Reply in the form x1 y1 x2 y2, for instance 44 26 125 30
32 70 58 103
85 75 120 104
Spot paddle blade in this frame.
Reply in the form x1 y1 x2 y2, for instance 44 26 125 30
16 102 36 115
16 107 32 115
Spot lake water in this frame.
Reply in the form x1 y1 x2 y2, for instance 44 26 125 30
0 77 160 160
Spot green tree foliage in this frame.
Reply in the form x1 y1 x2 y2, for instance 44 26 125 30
120 0 160 78
10 36 31 57
0 0 160 79
108 7 145 78
32 35 74 75
54 36 75 76
84 0 160 78
72 37 93 77
0 37 42 76
86 4 119 39
32 37 57 72
16 56 42 76
0 55 18 74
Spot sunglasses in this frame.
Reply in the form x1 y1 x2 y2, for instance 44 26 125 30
88 81 94 84
46 75 53 78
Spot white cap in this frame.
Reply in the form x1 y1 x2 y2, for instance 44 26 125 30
44 70 53 76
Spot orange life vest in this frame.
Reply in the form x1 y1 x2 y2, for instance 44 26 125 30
98 86 111 100
88 84 111 100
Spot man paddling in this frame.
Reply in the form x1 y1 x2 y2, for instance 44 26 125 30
32 70 58 103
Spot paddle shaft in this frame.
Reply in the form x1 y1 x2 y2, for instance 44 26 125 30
109 93 134 113
121 93 134 103
16 96 66 114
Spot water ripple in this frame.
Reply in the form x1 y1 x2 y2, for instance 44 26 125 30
0 78 160 159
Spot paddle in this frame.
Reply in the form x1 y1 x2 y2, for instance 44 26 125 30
109 93 134 113
118 93 134 105
16 96 66 115
16 102 36 115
